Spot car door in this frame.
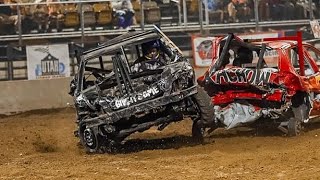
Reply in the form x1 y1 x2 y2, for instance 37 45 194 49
302 45 320 115
304 44 320 68
288 45 320 117
302 45 320 90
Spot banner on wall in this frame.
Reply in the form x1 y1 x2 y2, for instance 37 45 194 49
191 36 217 67
238 32 281 40
26 44 70 80
310 20 320 38
191 32 281 67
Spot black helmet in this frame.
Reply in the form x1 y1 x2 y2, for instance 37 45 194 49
142 40 161 60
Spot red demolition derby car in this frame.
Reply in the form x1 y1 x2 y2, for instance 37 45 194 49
198 32 320 136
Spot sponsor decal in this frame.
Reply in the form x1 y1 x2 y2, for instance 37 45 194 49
211 68 272 86
113 86 160 109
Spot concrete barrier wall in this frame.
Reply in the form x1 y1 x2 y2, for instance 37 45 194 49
0 67 209 115
0 77 74 115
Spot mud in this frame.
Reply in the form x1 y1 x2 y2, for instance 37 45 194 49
0 108 320 179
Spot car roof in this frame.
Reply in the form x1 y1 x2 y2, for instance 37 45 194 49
82 30 161 61
252 40 299 50
98 30 160 48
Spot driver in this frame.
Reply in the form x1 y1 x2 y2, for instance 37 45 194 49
131 40 165 73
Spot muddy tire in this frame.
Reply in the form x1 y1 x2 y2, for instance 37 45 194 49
287 117 302 136
191 86 215 141
192 121 205 143
79 124 104 153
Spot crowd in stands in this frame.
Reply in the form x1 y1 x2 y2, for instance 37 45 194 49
258 0 320 21
205 0 320 23
203 0 252 23
0 0 140 34
0 0 320 35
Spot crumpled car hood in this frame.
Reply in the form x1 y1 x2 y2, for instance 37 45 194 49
202 67 306 105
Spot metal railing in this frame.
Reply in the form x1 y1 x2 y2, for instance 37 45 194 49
0 0 319 81
0 0 318 44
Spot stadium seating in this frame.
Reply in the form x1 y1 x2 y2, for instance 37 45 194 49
63 4 80 30
143 1 161 24
93 2 113 28
82 4 96 29
132 0 141 24
32 5 49 33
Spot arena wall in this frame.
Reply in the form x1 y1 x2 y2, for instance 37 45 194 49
0 67 208 115
0 77 73 115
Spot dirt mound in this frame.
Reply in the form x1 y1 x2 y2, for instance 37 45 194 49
0 109 320 179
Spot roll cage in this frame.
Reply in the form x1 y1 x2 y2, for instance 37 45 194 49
208 33 270 75
209 32 308 75
74 26 184 95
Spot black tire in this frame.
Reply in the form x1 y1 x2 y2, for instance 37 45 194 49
191 86 215 141
79 124 104 153
287 117 302 136
192 121 205 143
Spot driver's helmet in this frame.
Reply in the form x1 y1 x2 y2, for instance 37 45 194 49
142 40 161 61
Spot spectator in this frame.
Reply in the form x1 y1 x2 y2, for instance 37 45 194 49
293 0 305 19
258 0 270 21
297 0 317 19
237 0 251 22
227 0 238 22
313 0 320 18
32 4 49 32
47 0 65 32
0 0 20 33
268 0 284 21
205 0 224 23
113 0 135 29
112 0 133 10
282 0 295 20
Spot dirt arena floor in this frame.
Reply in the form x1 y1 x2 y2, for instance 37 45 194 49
0 108 320 179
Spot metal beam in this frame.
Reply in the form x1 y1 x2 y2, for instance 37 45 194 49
182 0 187 26
0 20 315 41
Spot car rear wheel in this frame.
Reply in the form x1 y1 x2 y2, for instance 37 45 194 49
191 86 215 142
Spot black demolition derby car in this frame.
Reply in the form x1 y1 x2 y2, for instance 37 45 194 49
69 26 214 153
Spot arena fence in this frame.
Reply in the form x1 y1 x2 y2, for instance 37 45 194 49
0 32 193 81
0 0 319 81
